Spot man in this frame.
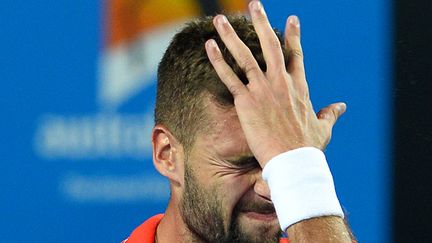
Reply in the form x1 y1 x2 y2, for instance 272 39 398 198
124 1 355 242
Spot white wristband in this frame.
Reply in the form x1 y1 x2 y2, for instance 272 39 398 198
262 147 344 231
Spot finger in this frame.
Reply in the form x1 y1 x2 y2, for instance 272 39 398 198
205 39 248 98
317 102 347 127
249 1 285 74
284 15 305 78
213 15 266 84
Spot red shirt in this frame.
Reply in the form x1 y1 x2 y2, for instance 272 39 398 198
123 214 289 243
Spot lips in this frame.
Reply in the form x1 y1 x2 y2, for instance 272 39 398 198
242 211 277 221
243 207 275 214
235 198 277 221
240 203 276 215
240 204 277 221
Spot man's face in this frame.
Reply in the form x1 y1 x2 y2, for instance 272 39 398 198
179 99 281 243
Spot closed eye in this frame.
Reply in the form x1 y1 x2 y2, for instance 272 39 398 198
210 157 261 177
227 156 260 169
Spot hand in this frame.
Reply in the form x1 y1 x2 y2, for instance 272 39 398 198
205 0 346 167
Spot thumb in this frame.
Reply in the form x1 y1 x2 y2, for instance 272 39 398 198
317 102 347 126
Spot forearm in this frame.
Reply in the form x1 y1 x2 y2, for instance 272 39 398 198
287 216 353 243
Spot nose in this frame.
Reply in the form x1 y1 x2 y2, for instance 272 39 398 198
254 170 272 201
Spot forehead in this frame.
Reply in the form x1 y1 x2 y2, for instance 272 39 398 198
193 98 251 159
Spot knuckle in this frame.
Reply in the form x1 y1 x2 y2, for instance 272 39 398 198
227 84 242 97
224 29 237 39
270 63 287 75
317 111 327 119
223 70 237 82
244 63 260 75
269 37 282 50
319 109 333 121
239 56 259 74
330 107 339 120
290 48 304 59
212 53 225 64
255 15 269 26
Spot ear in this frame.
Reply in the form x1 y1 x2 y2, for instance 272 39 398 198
152 124 184 186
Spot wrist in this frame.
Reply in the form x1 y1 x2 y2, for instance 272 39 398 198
262 147 344 230
257 143 308 167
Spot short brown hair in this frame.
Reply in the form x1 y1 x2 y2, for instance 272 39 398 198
155 15 287 153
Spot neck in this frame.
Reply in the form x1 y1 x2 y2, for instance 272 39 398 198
156 199 193 243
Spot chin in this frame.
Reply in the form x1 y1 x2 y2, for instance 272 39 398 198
236 212 281 239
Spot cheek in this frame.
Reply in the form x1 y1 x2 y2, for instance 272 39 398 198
216 174 253 214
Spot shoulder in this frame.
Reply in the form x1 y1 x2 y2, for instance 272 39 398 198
122 214 164 243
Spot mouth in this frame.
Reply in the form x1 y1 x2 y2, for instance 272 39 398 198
242 210 277 221
236 200 277 222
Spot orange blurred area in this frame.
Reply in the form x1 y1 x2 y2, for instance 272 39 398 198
105 0 248 47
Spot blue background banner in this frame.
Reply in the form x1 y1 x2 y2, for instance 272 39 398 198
1 0 392 242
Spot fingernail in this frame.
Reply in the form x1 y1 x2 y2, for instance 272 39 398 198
338 103 347 112
217 15 228 26
289 16 299 27
207 39 217 48
206 39 220 53
251 1 262 12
